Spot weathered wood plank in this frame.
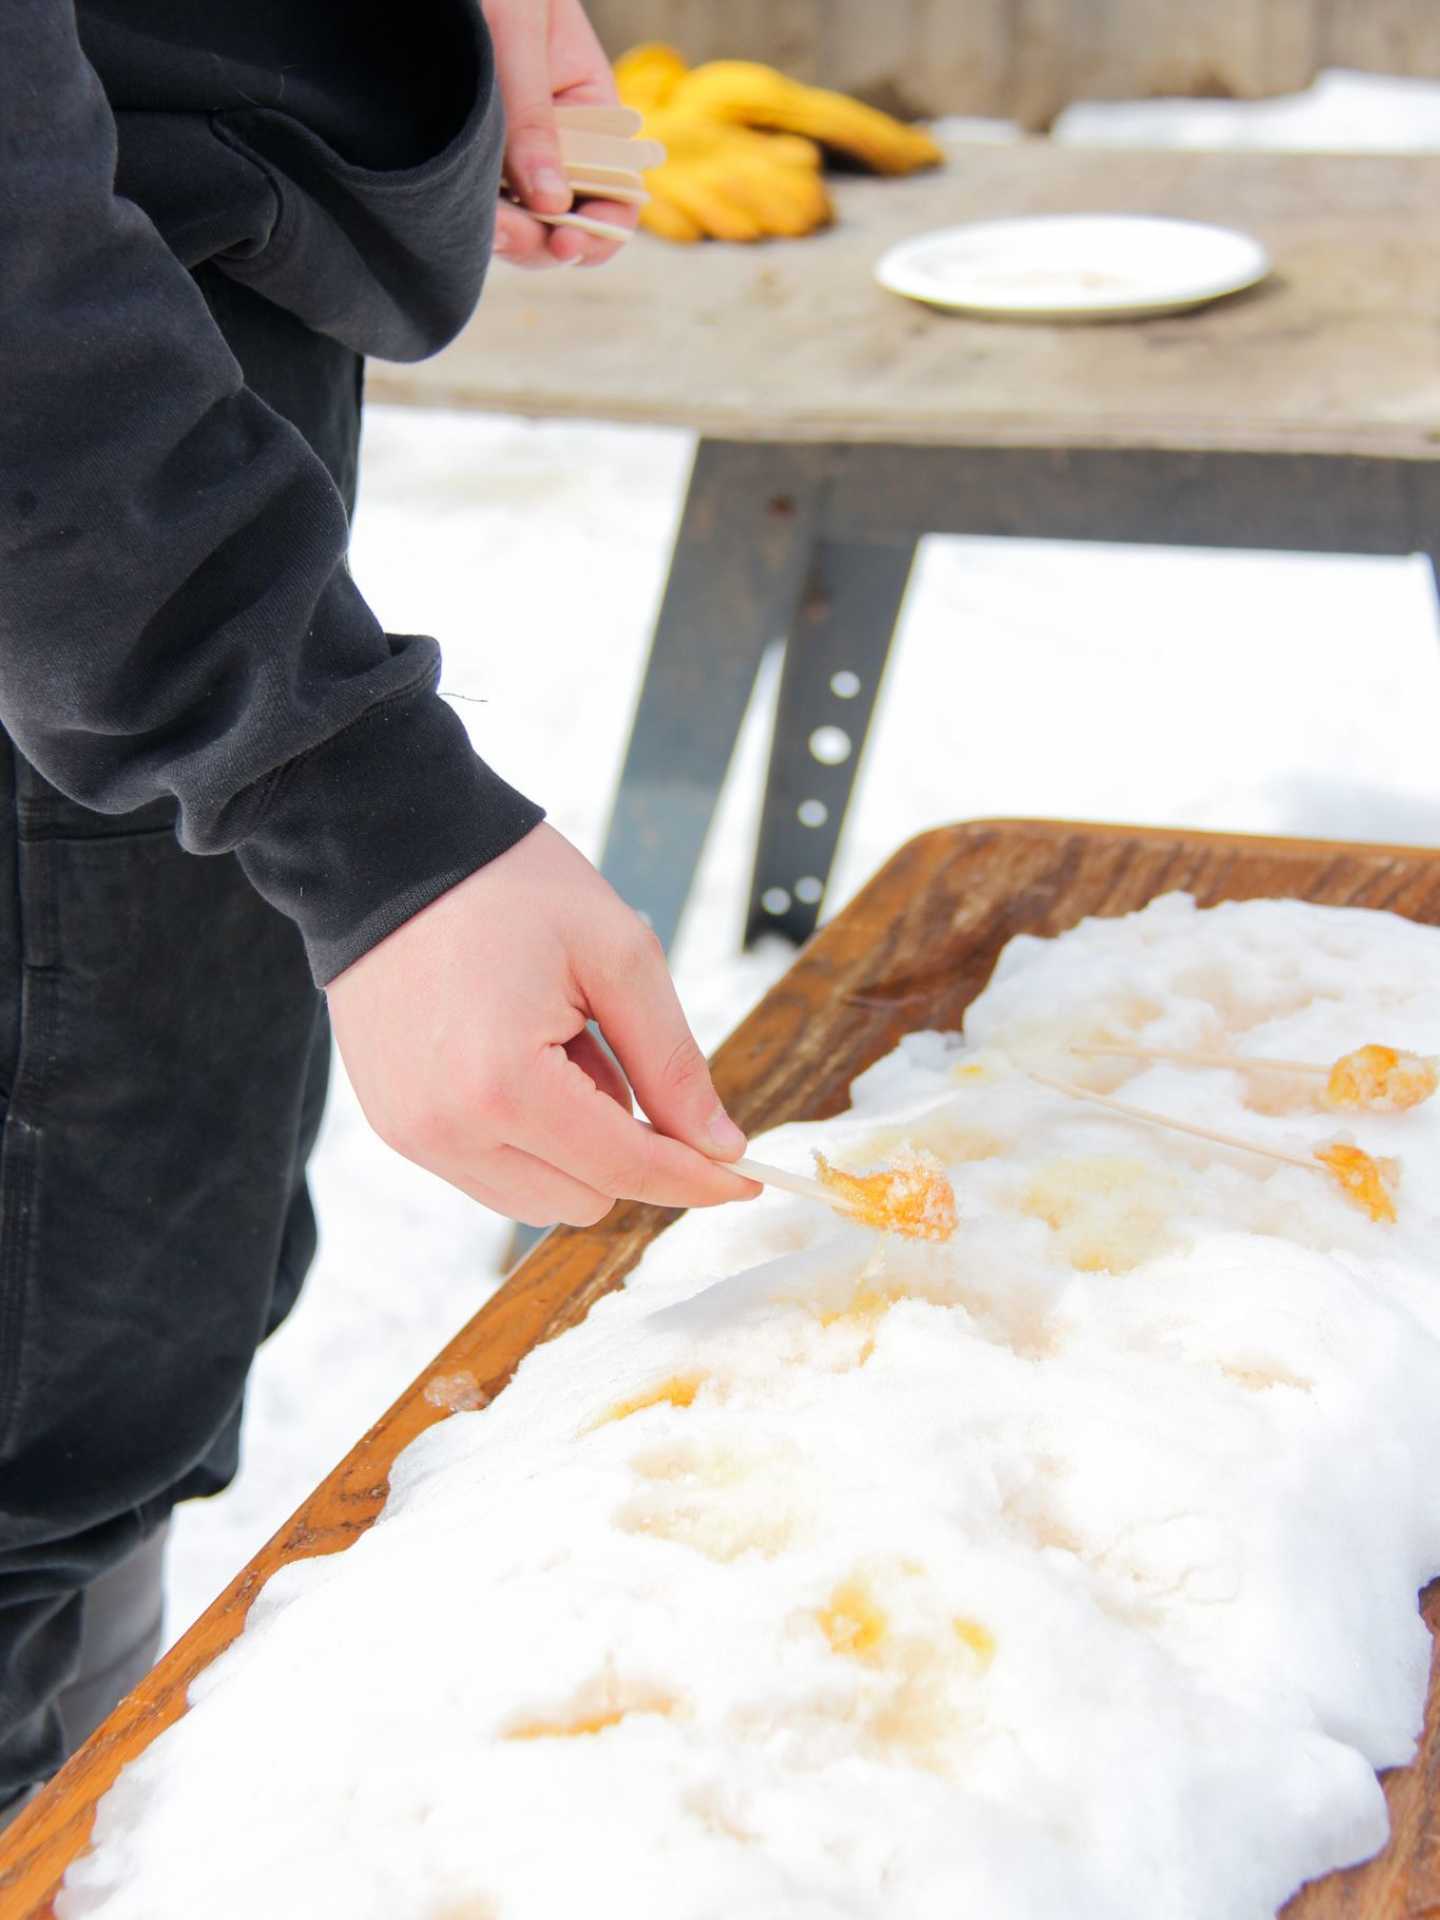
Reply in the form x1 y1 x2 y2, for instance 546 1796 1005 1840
370 147 1440 463
2 821 1439 1916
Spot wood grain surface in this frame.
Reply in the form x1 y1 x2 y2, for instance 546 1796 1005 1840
368 145 1440 461
3 820 1438 1917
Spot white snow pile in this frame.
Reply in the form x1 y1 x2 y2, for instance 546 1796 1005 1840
62 895 1440 1920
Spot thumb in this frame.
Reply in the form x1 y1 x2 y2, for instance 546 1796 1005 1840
585 926 747 1161
491 2 571 212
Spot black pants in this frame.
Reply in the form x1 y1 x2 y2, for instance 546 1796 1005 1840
0 271 361 1802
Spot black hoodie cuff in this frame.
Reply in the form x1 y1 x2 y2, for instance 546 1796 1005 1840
236 686 545 984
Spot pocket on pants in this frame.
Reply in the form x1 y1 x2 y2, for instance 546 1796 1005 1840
0 767 179 1460
0 751 321 1524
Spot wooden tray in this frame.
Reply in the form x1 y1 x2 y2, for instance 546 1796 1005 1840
4 820 1439 1917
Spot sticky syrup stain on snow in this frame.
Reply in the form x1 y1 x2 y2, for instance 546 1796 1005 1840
1019 1156 1178 1273
951 1617 997 1668
628 1438 751 1489
618 1442 800 1562
862 1116 1004 1164
682 1784 759 1845
810 1569 1000 1768
503 1673 677 1743
814 1288 900 1366
507 1706 630 1739
817 1578 889 1660
1220 1360 1315 1394
1001 1475 1086 1558
592 1373 707 1429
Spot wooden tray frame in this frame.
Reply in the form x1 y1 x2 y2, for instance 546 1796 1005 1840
4 819 1439 1916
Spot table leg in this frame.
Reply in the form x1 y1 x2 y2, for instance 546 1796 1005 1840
745 536 918 947
598 439 821 953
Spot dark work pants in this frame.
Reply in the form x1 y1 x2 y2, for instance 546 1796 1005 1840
0 271 361 1803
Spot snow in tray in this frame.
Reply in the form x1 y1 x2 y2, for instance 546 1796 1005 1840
163 71 1440 1647
66 897 1440 1919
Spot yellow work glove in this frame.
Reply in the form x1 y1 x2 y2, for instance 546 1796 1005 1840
651 50 943 177
630 107 833 244
613 41 688 114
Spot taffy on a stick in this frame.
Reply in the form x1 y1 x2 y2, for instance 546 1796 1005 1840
1071 1041 1437 1113
1313 1141 1400 1224
814 1147 958 1241
1027 1070 1401 1222
732 1147 958 1241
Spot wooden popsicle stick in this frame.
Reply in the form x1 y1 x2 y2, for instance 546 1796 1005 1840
560 129 667 171
529 209 635 242
503 164 644 196
1072 1041 1327 1076
565 160 648 187
1025 1069 1320 1172
566 176 650 206
731 1155 852 1212
554 104 645 136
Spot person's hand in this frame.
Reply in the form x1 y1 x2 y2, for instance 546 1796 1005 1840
483 0 640 269
326 824 759 1227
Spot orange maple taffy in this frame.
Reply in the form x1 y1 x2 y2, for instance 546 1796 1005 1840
1313 1142 1400 1224
812 1146 957 1242
1322 1045 1439 1114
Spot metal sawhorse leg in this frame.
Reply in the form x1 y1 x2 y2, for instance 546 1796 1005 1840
599 440 911 953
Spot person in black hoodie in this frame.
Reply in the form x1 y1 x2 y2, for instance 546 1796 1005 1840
0 0 755 1819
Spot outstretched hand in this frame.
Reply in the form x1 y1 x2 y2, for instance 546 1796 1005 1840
483 0 640 269
327 824 759 1227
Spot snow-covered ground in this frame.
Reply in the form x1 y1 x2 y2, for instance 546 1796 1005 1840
165 75 1440 1639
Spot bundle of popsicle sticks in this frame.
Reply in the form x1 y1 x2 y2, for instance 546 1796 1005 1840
735 1041 1438 1236
505 103 659 244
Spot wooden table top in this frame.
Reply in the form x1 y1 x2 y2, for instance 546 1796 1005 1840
368 143 1440 462
4 820 1439 1915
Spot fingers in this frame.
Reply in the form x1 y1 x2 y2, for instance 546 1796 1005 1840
434 1142 615 1230
494 200 561 267
489 0 571 214
543 197 640 267
583 923 748 1161
514 1044 757 1209
327 822 758 1230
495 196 638 269
565 1025 633 1112
486 0 640 269
548 1 619 111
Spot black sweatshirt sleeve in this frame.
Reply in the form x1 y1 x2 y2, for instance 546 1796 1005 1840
0 0 544 984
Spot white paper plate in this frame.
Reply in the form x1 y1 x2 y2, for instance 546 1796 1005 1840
874 214 1270 320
